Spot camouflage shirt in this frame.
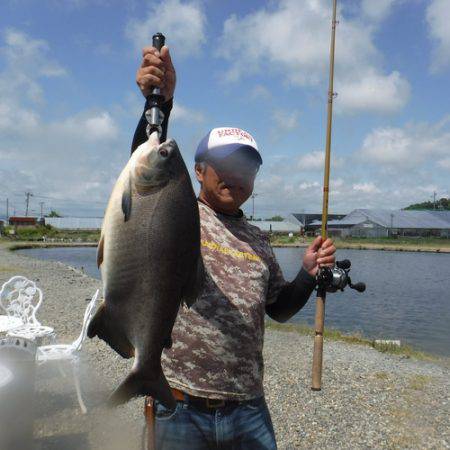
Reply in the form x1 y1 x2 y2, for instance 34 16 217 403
161 200 293 400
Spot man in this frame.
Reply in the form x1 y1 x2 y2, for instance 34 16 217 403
132 45 336 450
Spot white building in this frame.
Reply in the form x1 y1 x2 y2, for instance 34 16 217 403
311 209 450 238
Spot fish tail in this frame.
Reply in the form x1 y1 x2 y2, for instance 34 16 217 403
108 367 176 410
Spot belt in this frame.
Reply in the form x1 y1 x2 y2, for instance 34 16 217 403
171 388 247 410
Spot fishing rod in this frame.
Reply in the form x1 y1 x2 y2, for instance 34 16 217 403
145 32 166 141
311 0 365 391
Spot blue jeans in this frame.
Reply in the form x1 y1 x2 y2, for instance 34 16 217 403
154 396 277 450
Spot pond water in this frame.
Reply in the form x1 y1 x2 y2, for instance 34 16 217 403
18 246 450 357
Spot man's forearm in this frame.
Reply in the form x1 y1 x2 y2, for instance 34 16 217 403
266 268 317 323
130 97 173 154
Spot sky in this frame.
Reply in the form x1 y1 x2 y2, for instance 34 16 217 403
0 0 449 219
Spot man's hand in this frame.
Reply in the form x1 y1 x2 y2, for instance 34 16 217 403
302 236 336 278
136 45 176 101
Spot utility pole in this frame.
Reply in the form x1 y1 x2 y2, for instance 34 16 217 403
6 198 9 221
433 191 437 210
25 192 33 217
251 193 258 220
39 202 44 218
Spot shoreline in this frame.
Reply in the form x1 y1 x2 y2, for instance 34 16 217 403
271 242 450 253
0 244 448 448
3 239 450 254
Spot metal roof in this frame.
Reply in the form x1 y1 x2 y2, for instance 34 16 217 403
428 210 450 225
45 217 103 230
248 220 301 233
314 209 450 229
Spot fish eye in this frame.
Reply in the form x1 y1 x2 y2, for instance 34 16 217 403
159 148 169 158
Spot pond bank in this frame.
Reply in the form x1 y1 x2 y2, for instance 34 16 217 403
4 239 450 254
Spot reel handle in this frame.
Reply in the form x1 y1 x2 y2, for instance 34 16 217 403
336 259 351 270
350 282 366 293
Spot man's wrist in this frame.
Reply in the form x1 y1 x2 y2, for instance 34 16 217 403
144 96 173 111
299 266 317 286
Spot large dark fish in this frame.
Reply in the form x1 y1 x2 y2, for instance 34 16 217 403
88 133 202 408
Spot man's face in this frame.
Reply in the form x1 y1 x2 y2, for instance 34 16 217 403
195 150 260 215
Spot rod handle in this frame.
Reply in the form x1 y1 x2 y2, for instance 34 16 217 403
147 33 166 100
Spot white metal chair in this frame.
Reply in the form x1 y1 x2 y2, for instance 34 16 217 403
0 276 54 342
36 289 100 414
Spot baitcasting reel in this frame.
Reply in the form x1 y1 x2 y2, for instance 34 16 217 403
316 259 366 293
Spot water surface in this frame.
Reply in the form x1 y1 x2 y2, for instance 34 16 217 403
18 246 450 357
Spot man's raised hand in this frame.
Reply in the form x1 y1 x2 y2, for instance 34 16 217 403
136 45 176 101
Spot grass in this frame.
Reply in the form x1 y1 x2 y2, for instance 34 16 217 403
265 320 438 361
0 225 100 243
407 374 431 390
0 265 22 273
269 234 450 251
373 371 389 380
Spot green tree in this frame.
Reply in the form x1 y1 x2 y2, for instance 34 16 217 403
404 197 450 211
267 215 284 221
46 210 62 217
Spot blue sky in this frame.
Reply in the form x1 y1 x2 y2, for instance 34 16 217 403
1 0 449 218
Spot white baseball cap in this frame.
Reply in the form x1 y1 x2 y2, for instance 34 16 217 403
195 127 262 165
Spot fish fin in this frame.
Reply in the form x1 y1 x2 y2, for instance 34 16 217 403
97 234 104 268
108 367 175 409
122 176 132 222
87 302 134 359
182 256 204 308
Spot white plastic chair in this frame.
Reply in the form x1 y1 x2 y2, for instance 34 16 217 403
0 276 54 342
36 289 100 414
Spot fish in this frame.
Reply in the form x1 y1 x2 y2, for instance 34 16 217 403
87 132 203 409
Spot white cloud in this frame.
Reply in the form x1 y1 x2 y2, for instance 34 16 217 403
299 181 320 190
245 116 450 216
0 29 67 107
250 84 272 101
353 182 381 194
360 127 412 165
298 151 325 170
274 109 299 132
427 0 450 72
359 117 450 168
171 102 205 123
0 29 124 217
297 150 344 171
337 70 410 113
217 0 410 114
361 0 398 22
53 111 119 141
438 158 450 169
125 0 206 58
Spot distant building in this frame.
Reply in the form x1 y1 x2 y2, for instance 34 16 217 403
44 217 103 230
290 212 346 234
8 216 38 227
311 209 450 238
248 220 301 234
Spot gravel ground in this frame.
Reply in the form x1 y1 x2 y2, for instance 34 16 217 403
0 242 449 450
